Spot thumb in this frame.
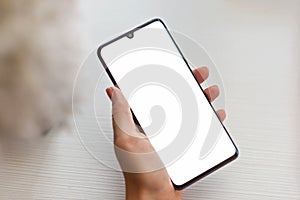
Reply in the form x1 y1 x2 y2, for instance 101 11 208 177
106 87 138 140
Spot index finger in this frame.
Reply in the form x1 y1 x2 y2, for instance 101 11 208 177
193 66 209 84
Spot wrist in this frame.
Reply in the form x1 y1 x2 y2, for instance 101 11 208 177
126 184 182 200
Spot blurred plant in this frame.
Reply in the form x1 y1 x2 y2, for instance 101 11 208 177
0 0 86 139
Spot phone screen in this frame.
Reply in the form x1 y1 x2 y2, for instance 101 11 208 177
98 19 238 189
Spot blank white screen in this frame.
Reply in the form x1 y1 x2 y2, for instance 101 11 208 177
101 20 237 186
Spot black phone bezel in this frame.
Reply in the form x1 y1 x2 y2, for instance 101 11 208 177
97 18 239 190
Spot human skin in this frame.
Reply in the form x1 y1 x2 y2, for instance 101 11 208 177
106 67 226 200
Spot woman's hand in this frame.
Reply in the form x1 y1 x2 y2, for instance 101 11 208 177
106 67 225 200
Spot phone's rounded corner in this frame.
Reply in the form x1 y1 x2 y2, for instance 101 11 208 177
96 45 104 59
97 44 109 71
227 146 239 164
172 181 186 191
233 147 240 160
147 17 166 26
152 17 164 23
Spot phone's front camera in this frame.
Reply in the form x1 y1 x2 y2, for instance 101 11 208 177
127 32 134 39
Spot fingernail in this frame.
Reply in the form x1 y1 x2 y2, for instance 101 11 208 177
106 87 114 99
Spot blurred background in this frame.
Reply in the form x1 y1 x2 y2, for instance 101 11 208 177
0 0 299 199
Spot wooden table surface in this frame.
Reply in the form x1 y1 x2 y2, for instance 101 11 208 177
0 1 299 199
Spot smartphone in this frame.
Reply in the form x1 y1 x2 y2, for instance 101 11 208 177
97 18 238 190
